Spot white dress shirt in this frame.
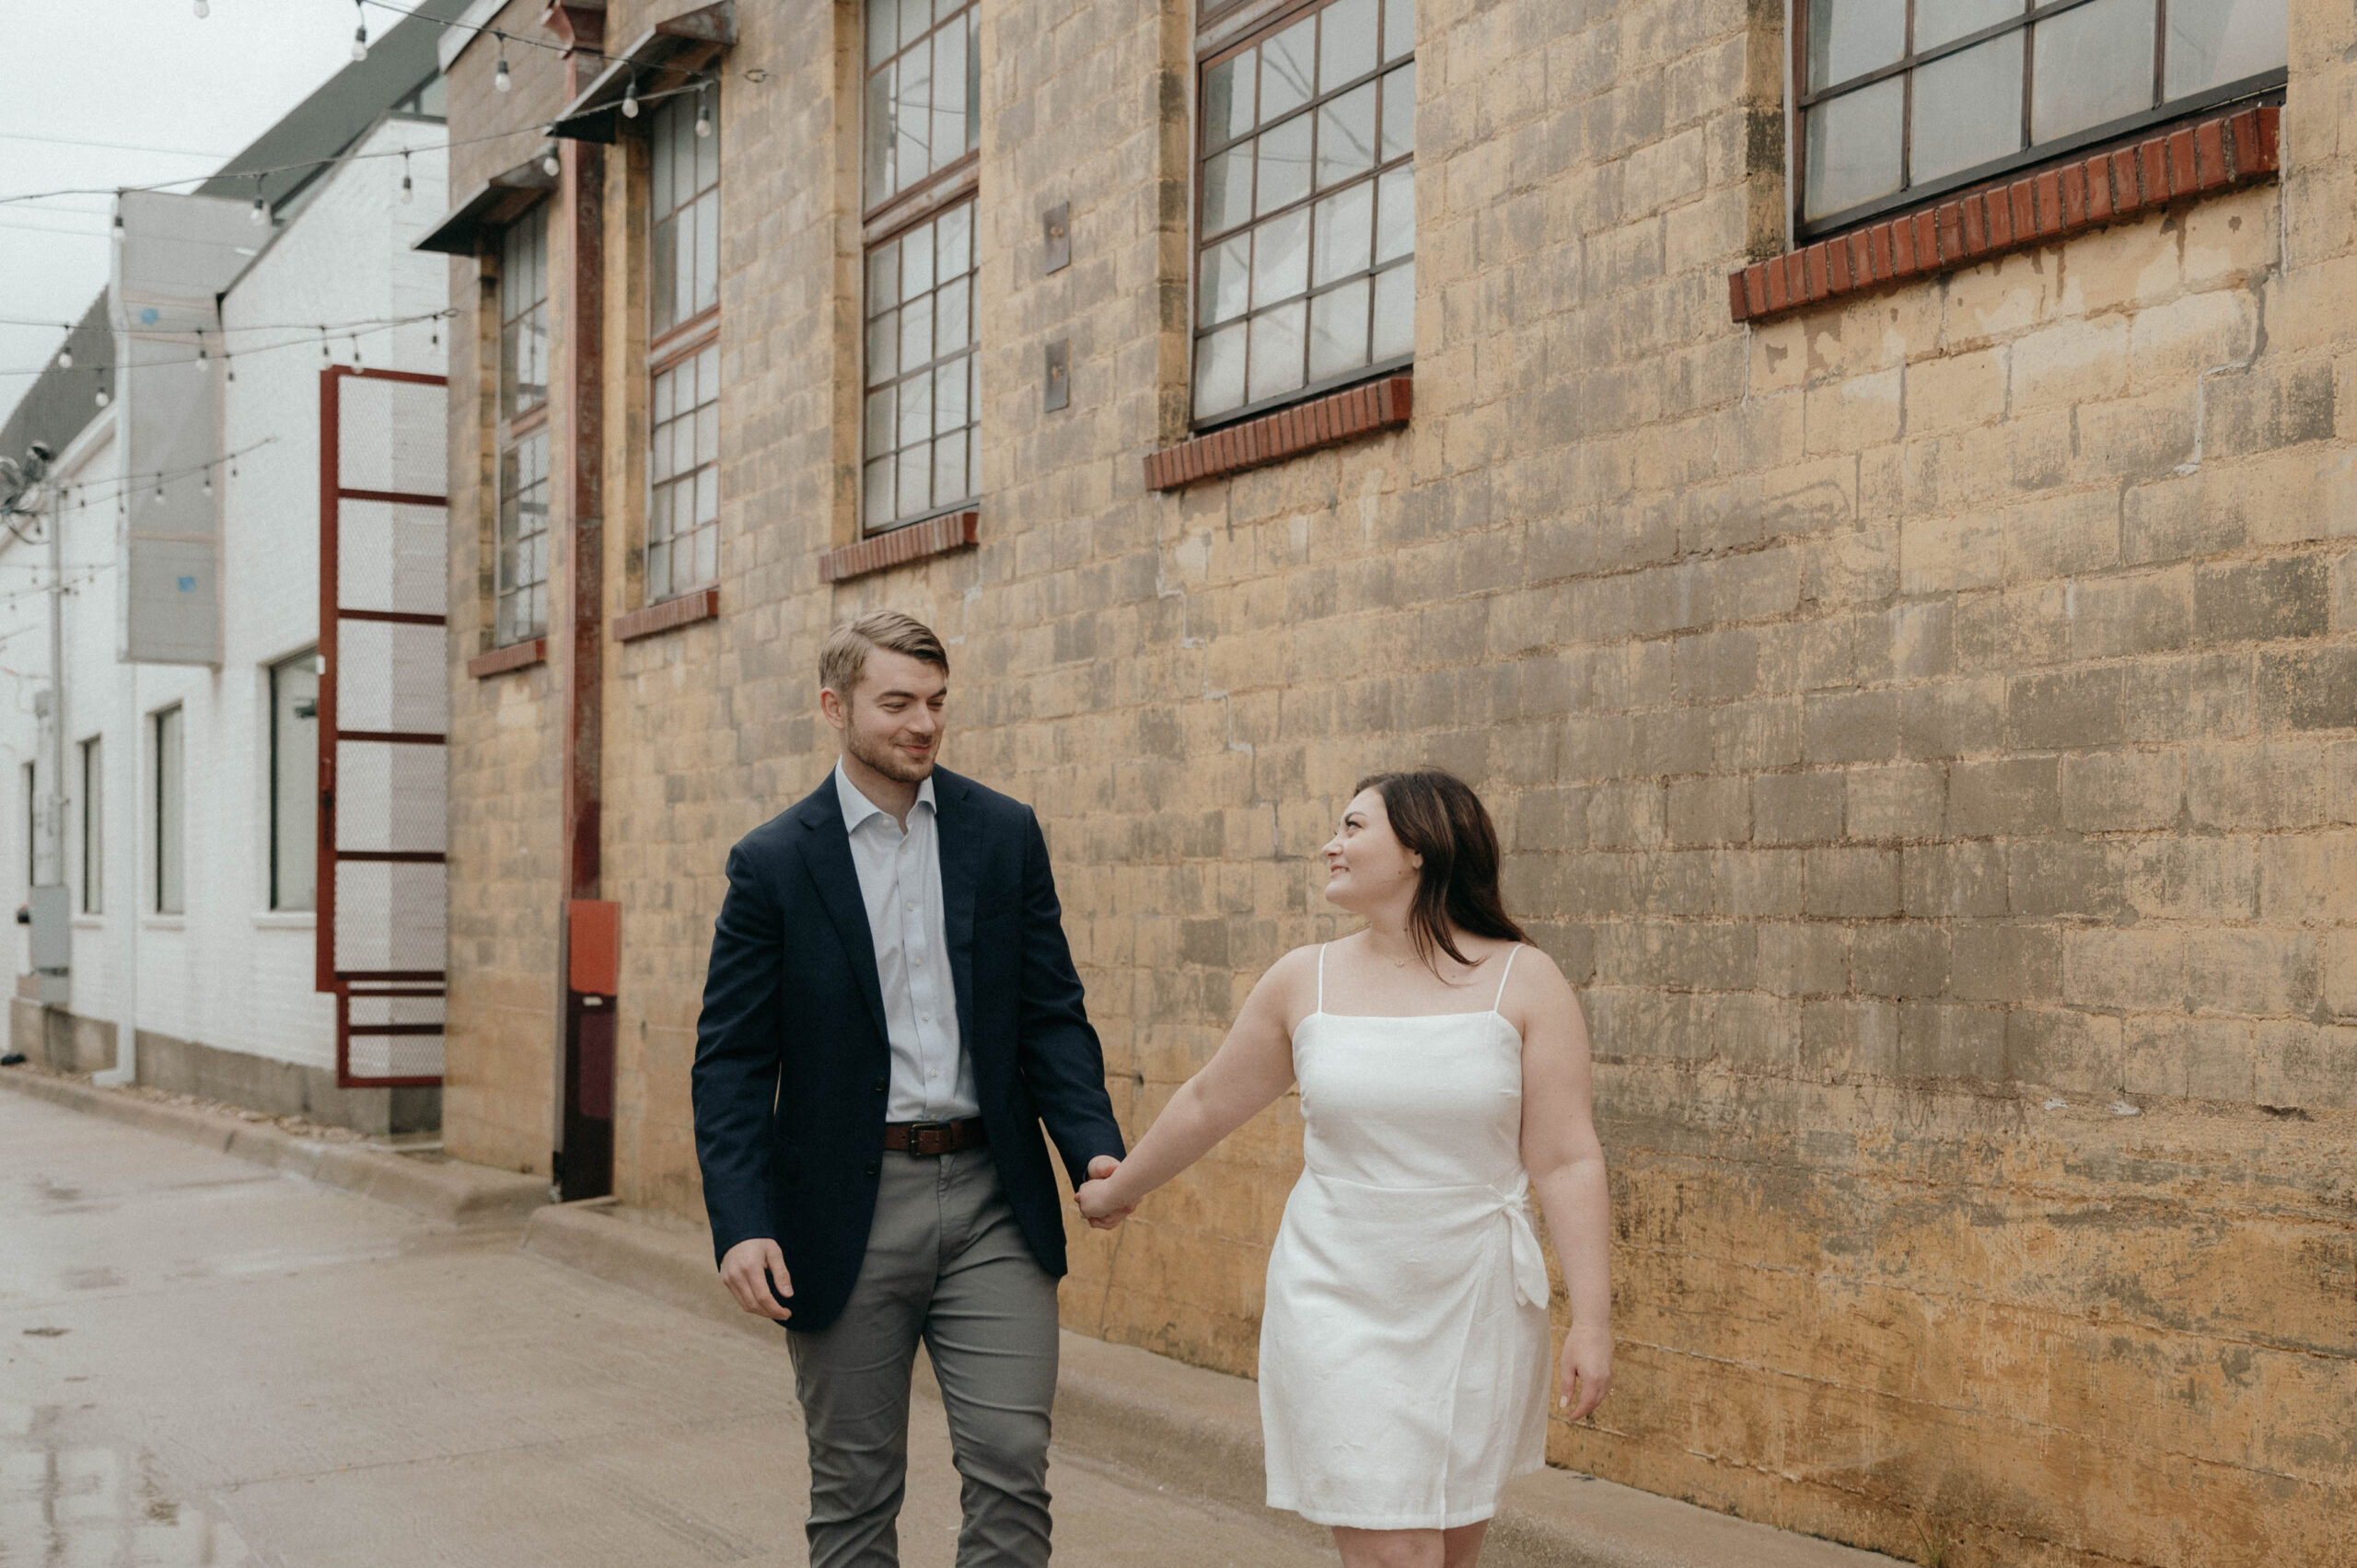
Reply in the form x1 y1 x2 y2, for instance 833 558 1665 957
834 761 979 1121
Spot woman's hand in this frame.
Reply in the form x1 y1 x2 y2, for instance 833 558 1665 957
1558 1321 1611 1422
1074 1154 1136 1229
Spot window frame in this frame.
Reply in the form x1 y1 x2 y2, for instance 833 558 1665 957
1791 0 2289 241
644 87 723 604
859 0 984 538
494 203 552 648
78 736 100 916
152 705 183 917
1188 0 1418 434
267 651 318 913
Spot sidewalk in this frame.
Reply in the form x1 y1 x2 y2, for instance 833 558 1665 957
0 1066 1908 1568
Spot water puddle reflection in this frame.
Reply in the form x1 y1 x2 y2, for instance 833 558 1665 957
0 1404 252 1564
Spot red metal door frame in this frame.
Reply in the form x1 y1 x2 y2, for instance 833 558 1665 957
318 364 449 1089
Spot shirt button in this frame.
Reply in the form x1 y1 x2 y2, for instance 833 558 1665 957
905 902 915 912
921 1012 932 1023
912 955 923 966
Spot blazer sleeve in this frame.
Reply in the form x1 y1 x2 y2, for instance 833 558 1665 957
692 840 785 1267
1016 806 1127 1184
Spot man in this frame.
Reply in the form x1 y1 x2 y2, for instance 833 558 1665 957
693 610 1129 1568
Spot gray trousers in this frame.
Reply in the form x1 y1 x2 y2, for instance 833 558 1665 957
788 1146 1060 1568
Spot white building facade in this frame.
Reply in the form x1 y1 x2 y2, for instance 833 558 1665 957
3 99 449 1133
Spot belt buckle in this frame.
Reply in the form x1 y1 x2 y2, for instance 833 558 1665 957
906 1120 951 1157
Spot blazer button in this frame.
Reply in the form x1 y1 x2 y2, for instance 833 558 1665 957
872 1077 886 1093
865 1161 880 1177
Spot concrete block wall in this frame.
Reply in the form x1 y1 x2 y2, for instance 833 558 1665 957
437 0 2357 1562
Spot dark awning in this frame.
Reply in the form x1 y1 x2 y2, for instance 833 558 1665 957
549 2 737 144
412 154 560 256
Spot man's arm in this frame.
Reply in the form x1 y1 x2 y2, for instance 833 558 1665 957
1014 807 1126 1183
692 842 789 1275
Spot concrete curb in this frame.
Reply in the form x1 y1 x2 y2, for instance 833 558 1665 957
0 1065 550 1228
522 1199 1908 1568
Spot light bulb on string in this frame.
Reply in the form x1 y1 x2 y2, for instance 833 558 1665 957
694 87 712 138
493 46 511 92
400 150 413 204
202 471 213 499
249 174 268 226
194 0 208 14
320 328 331 361
153 478 165 506
351 0 368 61
541 145 562 178
350 335 363 366
56 342 71 370
94 388 110 408
621 76 639 119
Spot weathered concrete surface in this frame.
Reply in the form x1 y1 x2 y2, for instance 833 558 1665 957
0 1064 545 1228
526 1198 1910 1568
0 1086 1333 1566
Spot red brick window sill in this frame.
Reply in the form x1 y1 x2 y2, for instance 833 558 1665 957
1145 375 1412 492
613 586 719 642
468 637 546 679
1729 105 2280 325
819 510 979 585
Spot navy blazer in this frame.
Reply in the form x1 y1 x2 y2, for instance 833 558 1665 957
691 766 1125 1332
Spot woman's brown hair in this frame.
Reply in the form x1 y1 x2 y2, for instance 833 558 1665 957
1354 768 1529 977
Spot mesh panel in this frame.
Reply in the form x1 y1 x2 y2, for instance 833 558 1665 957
335 619 447 735
337 376 447 497
332 861 446 975
343 988 445 1081
332 741 447 855
337 501 447 617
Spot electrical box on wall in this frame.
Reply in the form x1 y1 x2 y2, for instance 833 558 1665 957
27 884 69 1005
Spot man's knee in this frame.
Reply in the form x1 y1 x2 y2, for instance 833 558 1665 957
947 1405 1051 1494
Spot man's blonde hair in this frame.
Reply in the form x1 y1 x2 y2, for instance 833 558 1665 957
819 610 949 697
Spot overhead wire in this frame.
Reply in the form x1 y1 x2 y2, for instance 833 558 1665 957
0 309 458 379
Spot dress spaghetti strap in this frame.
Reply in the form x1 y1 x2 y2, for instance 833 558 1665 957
1316 942 1329 1016
1490 945 1522 1014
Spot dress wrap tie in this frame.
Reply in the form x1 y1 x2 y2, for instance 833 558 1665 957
1497 1178 1550 1310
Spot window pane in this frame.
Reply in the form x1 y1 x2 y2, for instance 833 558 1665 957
896 41 932 186
1380 63 1414 163
900 291 935 372
79 738 100 915
1247 300 1307 402
1261 17 1318 118
898 376 932 456
1382 0 1413 63
1915 0 2022 52
896 440 929 520
2033 0 2155 142
937 275 971 355
904 218 936 294
865 457 894 521
1374 165 1414 263
1195 322 1248 419
1314 183 1374 285
1320 0 1379 88
1910 34 2024 184
868 239 900 313
698 344 720 406
933 435 965 508
1254 210 1311 306
1309 278 1372 380
696 467 718 527
1256 114 1313 215
271 657 317 912
694 192 720 318
900 0 928 51
933 18 968 173
693 517 717 586
1203 143 1254 235
939 202 972 275
866 387 897 457
1806 0 1905 89
2165 0 2288 97
1205 49 1256 145
696 403 718 467
1202 234 1252 325
866 0 895 67
1802 78 1903 220
935 358 968 435
155 709 182 916
967 9 981 150
648 536 672 604
1317 81 1378 189
865 59 895 205
1372 260 1412 362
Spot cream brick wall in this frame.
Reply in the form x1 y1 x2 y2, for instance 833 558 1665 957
438 0 2357 1562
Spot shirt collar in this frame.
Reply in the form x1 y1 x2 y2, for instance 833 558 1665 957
833 760 935 833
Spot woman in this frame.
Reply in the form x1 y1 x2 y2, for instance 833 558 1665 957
1074 769 1612 1568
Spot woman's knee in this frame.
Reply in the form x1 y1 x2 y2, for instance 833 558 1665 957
1332 1526 1444 1568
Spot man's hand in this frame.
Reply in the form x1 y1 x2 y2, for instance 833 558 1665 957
719 1237 795 1321
1074 1154 1137 1230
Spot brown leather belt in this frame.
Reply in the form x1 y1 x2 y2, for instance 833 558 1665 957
883 1118 989 1156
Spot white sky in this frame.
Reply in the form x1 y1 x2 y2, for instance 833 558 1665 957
0 0 360 435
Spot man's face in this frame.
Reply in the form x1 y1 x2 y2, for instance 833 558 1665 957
822 648 947 783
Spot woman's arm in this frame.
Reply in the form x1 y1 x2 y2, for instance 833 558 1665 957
1074 947 1310 1220
1514 948 1614 1423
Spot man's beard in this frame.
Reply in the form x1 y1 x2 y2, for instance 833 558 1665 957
846 726 935 784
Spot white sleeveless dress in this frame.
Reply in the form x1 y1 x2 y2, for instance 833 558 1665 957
1260 945 1553 1529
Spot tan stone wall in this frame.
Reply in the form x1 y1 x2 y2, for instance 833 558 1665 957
440 0 2357 1562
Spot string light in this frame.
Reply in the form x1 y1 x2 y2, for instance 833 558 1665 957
152 479 165 505
202 472 213 498
540 145 561 178
320 326 331 360
621 76 639 119
194 0 209 14
694 86 712 139
400 149 413 204
249 173 268 226
94 388 109 408
55 337 70 370
493 46 511 92
351 0 369 61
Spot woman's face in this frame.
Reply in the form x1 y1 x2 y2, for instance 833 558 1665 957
1322 788 1421 912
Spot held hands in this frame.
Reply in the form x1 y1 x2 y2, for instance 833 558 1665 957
1557 1321 1612 1423
1074 1154 1137 1230
719 1237 795 1322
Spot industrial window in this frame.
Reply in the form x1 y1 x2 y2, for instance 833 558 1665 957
1192 0 1415 426
78 738 100 916
864 0 979 212
864 203 979 530
496 204 551 645
269 652 318 912
1795 0 2288 235
153 706 183 916
647 89 721 603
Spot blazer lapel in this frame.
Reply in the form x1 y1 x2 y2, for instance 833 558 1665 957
795 785 890 1046
933 770 981 1049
